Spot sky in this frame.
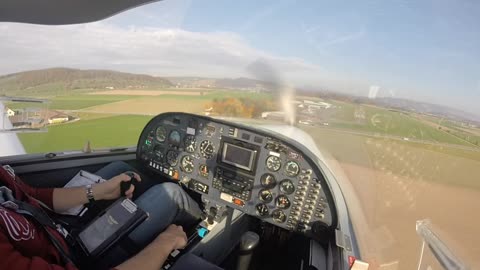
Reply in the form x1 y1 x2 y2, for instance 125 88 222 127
1 0 479 116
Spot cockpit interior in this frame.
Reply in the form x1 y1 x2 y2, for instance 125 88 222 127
4 112 353 270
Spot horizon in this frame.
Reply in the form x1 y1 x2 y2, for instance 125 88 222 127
1 0 479 117
2 66 478 121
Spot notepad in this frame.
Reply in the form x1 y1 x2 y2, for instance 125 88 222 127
61 170 106 216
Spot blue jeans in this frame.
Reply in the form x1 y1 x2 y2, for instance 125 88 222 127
93 161 212 269
94 161 202 247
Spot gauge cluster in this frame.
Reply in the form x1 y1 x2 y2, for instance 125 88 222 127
137 113 334 236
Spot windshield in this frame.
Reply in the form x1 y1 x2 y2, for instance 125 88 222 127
1 1 479 269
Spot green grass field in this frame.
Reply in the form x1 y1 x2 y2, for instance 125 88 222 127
10 91 478 156
326 100 473 146
48 95 142 110
18 115 152 153
7 95 141 110
12 90 274 154
301 125 480 190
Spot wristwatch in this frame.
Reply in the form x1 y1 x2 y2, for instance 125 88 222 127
85 184 95 204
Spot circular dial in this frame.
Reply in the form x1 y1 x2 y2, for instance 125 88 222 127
168 130 181 146
155 126 167 142
199 140 215 159
258 189 273 203
166 150 178 166
266 155 281 172
260 173 276 188
275 195 291 209
256 203 269 217
272 209 287 223
279 179 295 195
180 155 194 173
199 164 209 177
184 135 197 153
285 160 300 177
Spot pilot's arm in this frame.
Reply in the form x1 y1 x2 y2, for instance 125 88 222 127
116 224 188 270
51 172 140 212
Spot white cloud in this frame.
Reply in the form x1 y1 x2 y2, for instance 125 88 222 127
0 22 343 88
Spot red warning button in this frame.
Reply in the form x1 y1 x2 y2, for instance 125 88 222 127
233 198 245 207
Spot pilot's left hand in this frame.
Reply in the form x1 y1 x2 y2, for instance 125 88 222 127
95 172 141 200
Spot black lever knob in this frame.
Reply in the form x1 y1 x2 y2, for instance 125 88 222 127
236 231 260 270
120 172 135 196
207 207 217 225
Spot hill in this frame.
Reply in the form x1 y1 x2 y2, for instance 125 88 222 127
168 76 274 90
0 67 173 96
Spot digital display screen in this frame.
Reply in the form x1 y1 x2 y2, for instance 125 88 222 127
222 143 256 171
222 180 246 192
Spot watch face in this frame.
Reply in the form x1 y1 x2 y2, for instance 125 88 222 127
86 185 95 201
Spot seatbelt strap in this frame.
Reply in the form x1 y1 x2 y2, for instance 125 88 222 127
0 186 77 266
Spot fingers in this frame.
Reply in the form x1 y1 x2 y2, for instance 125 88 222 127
132 172 141 182
121 171 142 182
156 225 188 250
125 185 135 199
171 225 187 249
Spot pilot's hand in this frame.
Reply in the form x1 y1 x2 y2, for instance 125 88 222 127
95 172 141 200
154 225 188 250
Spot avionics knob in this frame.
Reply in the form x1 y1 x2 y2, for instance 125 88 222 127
304 210 313 216
294 195 302 201
296 191 306 196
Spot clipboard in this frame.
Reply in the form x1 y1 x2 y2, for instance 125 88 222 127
61 170 106 216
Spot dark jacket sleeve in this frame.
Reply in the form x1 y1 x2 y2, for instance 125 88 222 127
0 231 77 270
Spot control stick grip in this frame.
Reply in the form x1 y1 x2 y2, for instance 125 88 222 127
236 231 259 270
120 172 136 196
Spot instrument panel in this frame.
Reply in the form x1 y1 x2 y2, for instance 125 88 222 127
136 113 335 236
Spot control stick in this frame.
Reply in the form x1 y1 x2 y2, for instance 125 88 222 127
120 172 136 196
236 231 259 270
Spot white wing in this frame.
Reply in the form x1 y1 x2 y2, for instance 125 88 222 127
0 102 26 156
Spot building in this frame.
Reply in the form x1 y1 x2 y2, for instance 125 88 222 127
6 108 15 117
302 100 332 110
48 114 69 124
